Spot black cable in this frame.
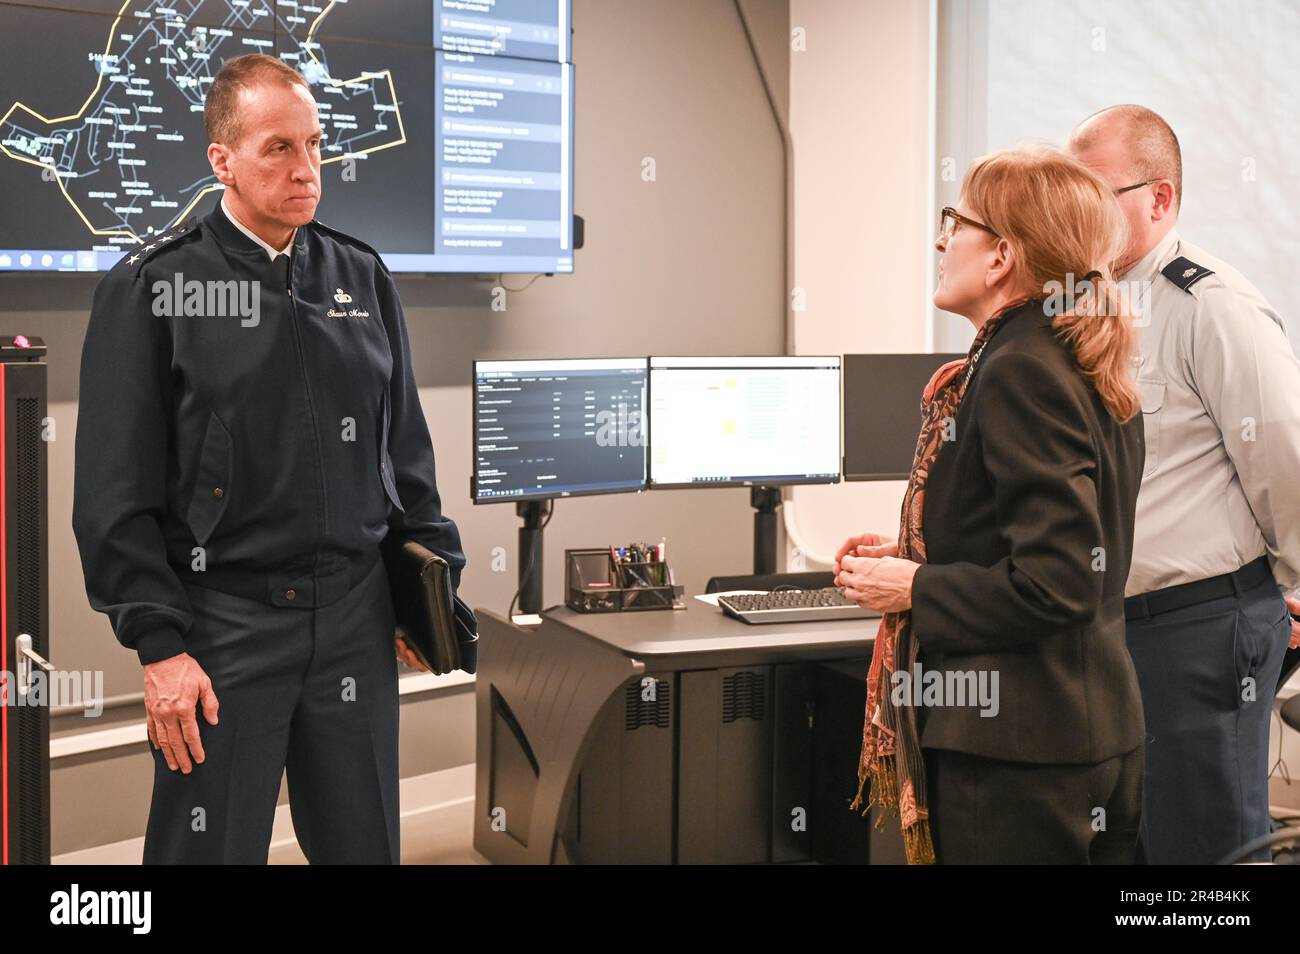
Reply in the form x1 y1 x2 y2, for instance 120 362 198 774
497 272 545 294
508 499 553 620
1217 826 1300 864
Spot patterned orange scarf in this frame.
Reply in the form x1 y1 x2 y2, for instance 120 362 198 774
849 306 1017 864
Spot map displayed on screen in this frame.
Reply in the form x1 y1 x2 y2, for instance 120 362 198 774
0 0 574 273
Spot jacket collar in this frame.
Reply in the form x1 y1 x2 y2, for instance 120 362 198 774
985 296 1047 338
971 297 1046 355
204 195 311 262
1119 227 1179 285
220 194 294 259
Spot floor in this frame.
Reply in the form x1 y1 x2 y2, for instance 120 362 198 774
52 764 492 865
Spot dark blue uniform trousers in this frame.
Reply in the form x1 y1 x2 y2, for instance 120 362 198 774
142 556 400 864
1125 569 1290 864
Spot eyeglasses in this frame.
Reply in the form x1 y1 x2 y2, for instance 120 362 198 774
1113 178 1160 195
939 206 1001 242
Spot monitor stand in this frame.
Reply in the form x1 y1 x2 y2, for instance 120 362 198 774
517 500 548 614
751 486 782 575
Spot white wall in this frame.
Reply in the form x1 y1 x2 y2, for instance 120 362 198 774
786 0 934 564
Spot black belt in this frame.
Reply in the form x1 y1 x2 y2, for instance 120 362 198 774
1125 556 1272 621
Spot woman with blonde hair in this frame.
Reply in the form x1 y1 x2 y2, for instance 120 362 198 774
835 146 1145 864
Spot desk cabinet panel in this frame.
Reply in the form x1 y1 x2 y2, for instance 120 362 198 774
678 667 774 864
562 674 674 864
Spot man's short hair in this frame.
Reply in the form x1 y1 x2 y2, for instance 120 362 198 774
1070 104 1183 207
204 53 311 147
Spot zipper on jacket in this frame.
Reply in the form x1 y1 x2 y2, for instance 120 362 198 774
282 255 330 569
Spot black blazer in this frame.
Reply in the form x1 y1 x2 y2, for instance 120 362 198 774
911 300 1145 764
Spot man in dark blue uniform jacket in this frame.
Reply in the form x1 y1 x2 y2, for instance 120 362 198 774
71 53 467 863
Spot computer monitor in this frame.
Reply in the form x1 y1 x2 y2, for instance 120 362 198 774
842 353 965 480
647 356 841 489
472 357 648 503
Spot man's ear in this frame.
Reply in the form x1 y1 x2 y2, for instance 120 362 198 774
1150 180 1177 223
208 142 234 188
985 238 1016 289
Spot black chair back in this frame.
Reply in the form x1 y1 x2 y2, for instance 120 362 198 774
705 571 835 594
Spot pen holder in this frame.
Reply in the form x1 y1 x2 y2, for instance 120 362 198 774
565 548 683 613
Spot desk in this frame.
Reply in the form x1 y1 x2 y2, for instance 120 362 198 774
471 600 882 864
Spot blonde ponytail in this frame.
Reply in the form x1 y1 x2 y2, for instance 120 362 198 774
1052 271 1140 421
962 147 1141 422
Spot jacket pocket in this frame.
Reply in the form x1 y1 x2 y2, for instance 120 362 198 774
186 411 233 546
1232 607 1256 710
1235 589 1290 706
379 391 405 514
1138 377 1165 478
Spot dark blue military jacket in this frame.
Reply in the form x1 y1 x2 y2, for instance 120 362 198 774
72 200 466 665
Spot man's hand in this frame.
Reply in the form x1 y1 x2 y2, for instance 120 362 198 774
837 554 920 614
833 532 898 577
143 653 219 773
1286 597 1300 650
395 636 430 672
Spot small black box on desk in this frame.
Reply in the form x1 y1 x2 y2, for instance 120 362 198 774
565 548 684 613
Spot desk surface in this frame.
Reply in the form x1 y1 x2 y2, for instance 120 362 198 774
539 599 879 659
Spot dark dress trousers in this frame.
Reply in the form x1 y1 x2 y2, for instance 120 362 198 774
909 299 1146 863
72 200 466 863
1126 561 1290 864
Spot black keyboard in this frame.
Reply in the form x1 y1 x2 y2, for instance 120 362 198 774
717 587 881 624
